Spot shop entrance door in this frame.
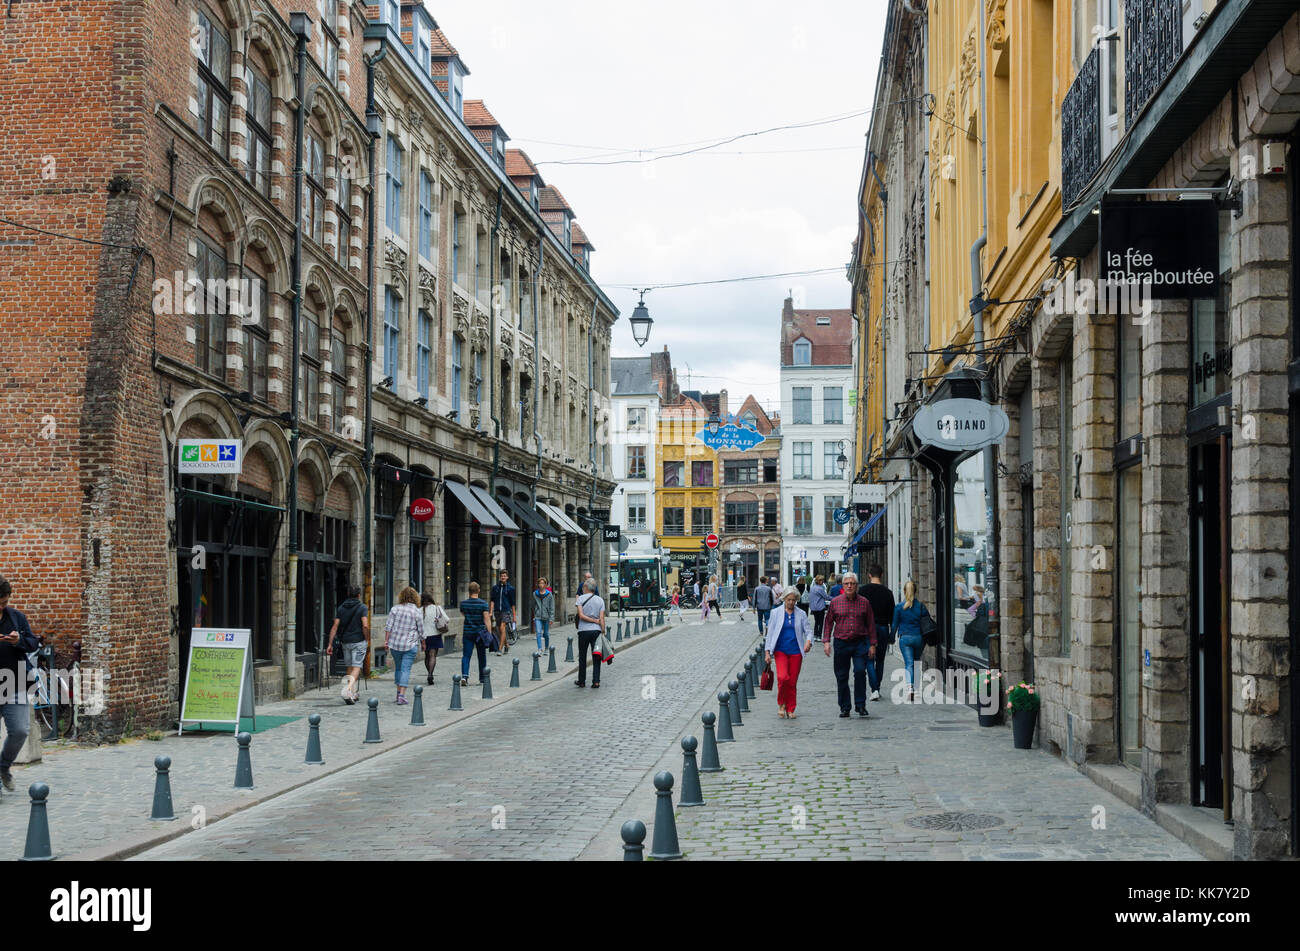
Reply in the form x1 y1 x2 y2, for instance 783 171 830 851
1190 439 1229 809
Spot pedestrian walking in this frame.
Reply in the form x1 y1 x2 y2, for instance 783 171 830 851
574 581 606 689
735 576 749 621
698 578 709 622
752 576 774 637
706 576 722 619
667 585 684 621
575 571 598 598
0 575 40 790
822 572 877 718
420 592 449 685
892 580 931 703
862 565 897 701
532 577 555 652
325 584 369 705
796 575 809 609
490 570 516 654
771 578 783 602
808 574 830 641
764 589 814 719
828 575 843 599
384 587 424 705
458 582 492 685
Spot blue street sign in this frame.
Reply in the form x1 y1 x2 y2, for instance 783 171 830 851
694 424 765 452
833 508 851 525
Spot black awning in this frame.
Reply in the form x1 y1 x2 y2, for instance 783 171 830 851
499 496 563 543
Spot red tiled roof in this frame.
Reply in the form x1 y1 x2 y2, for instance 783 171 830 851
661 396 708 419
780 304 853 366
505 149 538 179
429 28 459 57
571 222 594 251
539 186 572 213
462 100 500 128
733 394 776 435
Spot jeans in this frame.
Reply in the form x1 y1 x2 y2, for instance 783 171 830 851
576 629 601 685
535 618 551 651
0 701 29 772
812 609 826 640
757 608 771 637
869 624 891 692
390 648 416 688
899 633 924 687
461 634 487 682
832 637 873 712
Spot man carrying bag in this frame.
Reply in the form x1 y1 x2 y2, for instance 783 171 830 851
574 580 607 689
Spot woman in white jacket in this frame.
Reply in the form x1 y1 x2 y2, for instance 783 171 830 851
764 589 814 718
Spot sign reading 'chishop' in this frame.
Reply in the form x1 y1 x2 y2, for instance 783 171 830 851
913 399 1010 451
1099 199 1219 299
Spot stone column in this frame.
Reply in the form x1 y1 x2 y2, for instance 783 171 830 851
997 386 1027 688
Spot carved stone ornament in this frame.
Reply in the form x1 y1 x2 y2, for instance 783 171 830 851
959 33 978 93
419 266 436 309
520 340 535 365
470 408 481 429
986 0 1008 50
438 139 450 163
406 106 424 134
452 292 470 334
373 70 388 92
471 326 489 351
498 325 514 351
500 345 513 367
384 237 407 278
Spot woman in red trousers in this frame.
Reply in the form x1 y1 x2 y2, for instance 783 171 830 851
764 588 814 718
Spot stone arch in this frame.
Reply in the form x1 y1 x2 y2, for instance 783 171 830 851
244 218 290 287
189 176 247 254
240 418 292 502
998 353 1033 402
303 263 336 313
1031 304 1074 363
295 438 333 499
245 12 294 101
169 389 242 444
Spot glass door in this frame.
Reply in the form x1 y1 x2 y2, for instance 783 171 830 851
1117 465 1142 765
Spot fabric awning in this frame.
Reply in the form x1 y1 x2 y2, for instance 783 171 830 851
843 505 888 555
499 496 562 542
444 481 509 535
535 502 576 536
537 501 585 536
469 486 520 536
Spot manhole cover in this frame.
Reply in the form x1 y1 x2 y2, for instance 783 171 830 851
906 812 1005 831
927 726 971 732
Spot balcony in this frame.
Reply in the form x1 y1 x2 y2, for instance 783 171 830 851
1060 46 1100 210
1125 0 1182 127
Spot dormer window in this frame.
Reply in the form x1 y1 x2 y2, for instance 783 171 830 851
385 0 399 28
816 316 831 326
563 217 571 251
493 132 505 168
793 338 811 366
530 180 538 209
418 30 430 73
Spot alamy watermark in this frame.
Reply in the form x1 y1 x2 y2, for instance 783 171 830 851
1043 270 1153 322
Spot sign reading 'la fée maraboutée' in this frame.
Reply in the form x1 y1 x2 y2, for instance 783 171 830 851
913 399 1009 451
1099 199 1219 299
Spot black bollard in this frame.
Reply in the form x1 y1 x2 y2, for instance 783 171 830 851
305 713 325 764
364 697 382 744
648 771 683 860
615 621 623 643
621 819 647 861
509 657 521 688
729 679 744 726
449 675 464 711
679 736 704 807
150 755 176 821
744 660 756 700
20 782 54 861
481 668 493 700
716 691 735 742
547 646 558 673
700 711 724 772
530 652 542 682
410 685 426 726
234 731 254 788
738 667 751 713
565 637 575 662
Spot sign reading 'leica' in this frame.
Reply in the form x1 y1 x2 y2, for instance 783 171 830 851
409 498 436 522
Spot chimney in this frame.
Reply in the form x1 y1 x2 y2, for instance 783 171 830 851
782 296 795 324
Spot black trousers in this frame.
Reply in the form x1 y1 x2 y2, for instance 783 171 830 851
577 629 602 685
832 637 872 712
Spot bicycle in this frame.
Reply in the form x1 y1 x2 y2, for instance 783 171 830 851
26 641 76 741
679 594 700 610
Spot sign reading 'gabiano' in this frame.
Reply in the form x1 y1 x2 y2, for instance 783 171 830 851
913 399 1010 451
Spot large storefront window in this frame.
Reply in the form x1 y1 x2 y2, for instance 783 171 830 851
951 454 989 659
374 474 406 614
1191 209 1232 407
296 509 353 655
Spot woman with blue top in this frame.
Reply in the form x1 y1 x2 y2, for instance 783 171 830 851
532 577 555 653
892 580 931 703
764 588 814 719
807 574 830 641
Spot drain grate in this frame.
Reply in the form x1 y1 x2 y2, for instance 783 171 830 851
906 812 1005 831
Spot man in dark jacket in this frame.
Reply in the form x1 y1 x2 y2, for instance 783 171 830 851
0 575 41 790
752 577 774 636
490 571 516 654
862 566 897 702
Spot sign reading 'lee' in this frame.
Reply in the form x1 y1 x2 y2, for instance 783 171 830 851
913 399 1010 451
1099 199 1219 299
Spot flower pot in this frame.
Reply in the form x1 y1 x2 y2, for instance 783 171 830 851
977 710 1000 727
1012 708 1038 749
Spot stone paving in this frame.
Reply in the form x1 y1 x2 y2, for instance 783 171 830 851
667 645 1205 861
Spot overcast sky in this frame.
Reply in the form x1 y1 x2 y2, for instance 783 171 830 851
431 0 886 415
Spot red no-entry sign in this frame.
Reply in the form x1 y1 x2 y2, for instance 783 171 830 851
705 533 720 550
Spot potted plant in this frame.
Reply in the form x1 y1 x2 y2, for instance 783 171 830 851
1006 682 1040 748
974 670 1001 727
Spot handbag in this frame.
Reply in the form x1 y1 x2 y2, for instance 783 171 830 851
434 606 450 634
919 606 939 647
759 661 774 691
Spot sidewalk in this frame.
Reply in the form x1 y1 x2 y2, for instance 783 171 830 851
0 616 671 861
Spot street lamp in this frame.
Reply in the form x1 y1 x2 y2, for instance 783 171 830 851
629 289 653 348
707 410 721 436
836 440 848 476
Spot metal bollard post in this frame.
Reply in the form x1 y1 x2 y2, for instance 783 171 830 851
234 731 255 787
729 679 744 726
481 668 493 700
679 737 704 807
150 755 176 820
547 646 558 673
364 697 382 744
744 660 756 700
509 657 521 688
700 711 724 772
648 771 683 860
410 685 426 726
449 675 464 711
565 637 575 662
738 667 751 713
615 621 623 643
621 819 646 861
530 652 542 681
19 783 54 861
716 691 735 742
305 713 325 764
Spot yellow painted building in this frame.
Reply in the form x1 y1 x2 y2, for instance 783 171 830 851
655 397 720 578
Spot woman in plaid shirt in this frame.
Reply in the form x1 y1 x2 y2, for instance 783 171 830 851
385 587 425 706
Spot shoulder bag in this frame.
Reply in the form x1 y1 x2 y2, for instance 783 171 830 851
434 606 450 634
919 604 939 647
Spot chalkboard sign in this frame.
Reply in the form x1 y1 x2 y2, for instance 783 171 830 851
179 629 255 733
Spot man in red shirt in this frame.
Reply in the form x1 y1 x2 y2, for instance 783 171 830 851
822 572 876 718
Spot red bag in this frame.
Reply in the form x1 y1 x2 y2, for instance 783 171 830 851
759 661 774 691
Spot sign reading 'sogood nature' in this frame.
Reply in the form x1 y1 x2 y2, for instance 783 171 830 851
178 438 242 474
913 399 1009 451
1099 199 1219 299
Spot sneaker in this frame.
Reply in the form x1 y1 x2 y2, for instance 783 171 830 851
396 695 409 706
0 770 12 791
839 710 851 719
871 690 882 701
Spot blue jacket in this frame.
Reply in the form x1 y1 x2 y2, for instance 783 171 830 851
490 583 516 614
892 600 930 640
0 606 40 673
807 583 829 612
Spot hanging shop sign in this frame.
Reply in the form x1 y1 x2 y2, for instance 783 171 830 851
913 399 1010 451
851 484 886 504
409 498 436 522
833 507 852 525
695 424 765 452
1099 199 1219 299
178 439 242 475
601 524 621 544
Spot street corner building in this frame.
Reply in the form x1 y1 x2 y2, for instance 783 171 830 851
849 0 1300 859
0 0 617 738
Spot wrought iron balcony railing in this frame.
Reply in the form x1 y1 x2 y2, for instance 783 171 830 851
1061 45 1101 210
1125 0 1183 126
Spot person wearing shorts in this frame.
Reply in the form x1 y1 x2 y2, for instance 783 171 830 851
326 584 370 705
